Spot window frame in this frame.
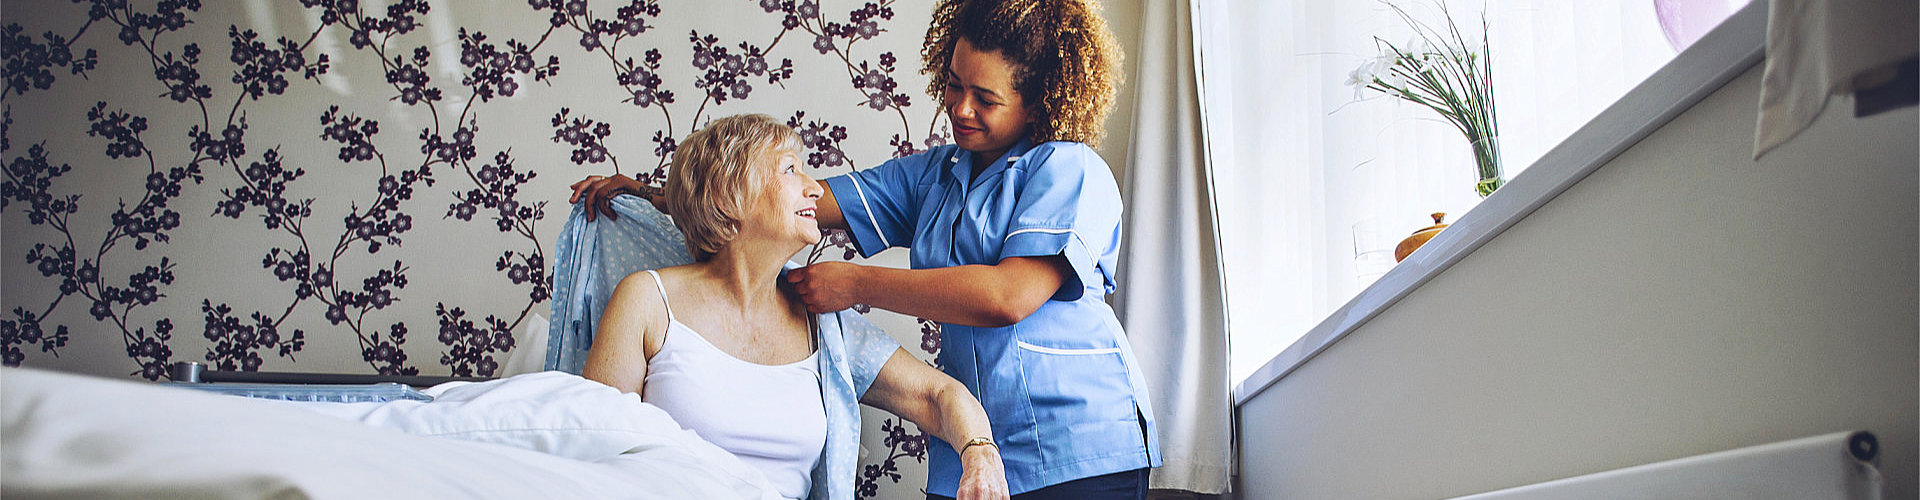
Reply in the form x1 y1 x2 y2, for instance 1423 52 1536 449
1231 0 1767 405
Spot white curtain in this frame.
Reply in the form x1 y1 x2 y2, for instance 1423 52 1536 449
1194 0 1682 384
1113 0 1232 494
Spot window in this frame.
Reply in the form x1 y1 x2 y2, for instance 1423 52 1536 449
1198 0 1745 384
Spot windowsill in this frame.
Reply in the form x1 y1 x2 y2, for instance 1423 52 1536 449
1231 0 1768 406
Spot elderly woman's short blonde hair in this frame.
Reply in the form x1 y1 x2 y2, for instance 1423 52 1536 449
663 114 802 262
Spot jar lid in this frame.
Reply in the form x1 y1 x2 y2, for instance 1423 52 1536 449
1412 212 1449 234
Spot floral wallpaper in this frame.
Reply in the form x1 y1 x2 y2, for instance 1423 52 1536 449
1 0 952 496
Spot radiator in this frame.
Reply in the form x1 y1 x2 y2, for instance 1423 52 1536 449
1452 431 1882 500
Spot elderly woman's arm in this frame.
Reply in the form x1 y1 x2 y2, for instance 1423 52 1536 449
861 349 1010 500
581 271 669 393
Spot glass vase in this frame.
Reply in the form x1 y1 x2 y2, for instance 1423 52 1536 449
1471 134 1505 198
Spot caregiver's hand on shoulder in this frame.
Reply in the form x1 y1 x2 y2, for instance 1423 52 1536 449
785 262 864 313
568 174 658 221
957 443 1010 500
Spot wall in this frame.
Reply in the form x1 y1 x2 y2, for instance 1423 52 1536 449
1233 63 1918 498
1094 0 1139 186
0 0 1155 497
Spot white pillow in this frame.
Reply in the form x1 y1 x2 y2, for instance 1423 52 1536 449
500 312 550 377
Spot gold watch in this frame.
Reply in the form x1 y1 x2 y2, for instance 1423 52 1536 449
961 436 997 454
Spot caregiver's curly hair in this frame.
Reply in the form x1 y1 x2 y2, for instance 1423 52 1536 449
923 0 1123 148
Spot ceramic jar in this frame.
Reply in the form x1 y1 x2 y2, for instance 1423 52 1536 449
1394 212 1449 262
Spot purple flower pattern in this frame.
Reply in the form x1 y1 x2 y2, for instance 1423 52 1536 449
433 304 513 378
789 111 852 169
1 21 100 100
6 0 945 497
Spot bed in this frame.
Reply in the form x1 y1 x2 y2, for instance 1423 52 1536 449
1 197 782 500
1 367 778 499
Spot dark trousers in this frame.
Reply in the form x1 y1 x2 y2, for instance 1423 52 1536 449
926 467 1149 500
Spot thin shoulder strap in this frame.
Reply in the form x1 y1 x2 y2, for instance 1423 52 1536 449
643 270 675 324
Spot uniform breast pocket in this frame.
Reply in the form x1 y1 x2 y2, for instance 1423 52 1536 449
1013 340 1135 435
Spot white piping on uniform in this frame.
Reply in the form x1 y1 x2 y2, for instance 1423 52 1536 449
1005 227 1100 270
846 175 889 248
1016 340 1120 355
1007 228 1074 237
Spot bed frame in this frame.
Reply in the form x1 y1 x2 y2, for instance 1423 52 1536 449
168 360 493 387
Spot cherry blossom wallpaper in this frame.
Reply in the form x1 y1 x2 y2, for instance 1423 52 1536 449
0 0 993 496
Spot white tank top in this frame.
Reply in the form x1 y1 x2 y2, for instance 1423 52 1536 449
636 271 826 500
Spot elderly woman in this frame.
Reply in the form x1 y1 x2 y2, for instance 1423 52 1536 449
575 114 1008 500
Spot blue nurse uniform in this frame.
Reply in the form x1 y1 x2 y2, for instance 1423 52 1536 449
823 138 1161 496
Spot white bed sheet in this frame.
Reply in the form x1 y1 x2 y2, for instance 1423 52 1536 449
1 367 779 500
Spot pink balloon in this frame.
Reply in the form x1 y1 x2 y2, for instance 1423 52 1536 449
1654 0 1746 51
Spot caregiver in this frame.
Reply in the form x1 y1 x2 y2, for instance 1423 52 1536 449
791 1 1159 498
570 1 1157 498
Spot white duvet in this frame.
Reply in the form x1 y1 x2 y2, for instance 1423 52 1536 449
0 367 780 500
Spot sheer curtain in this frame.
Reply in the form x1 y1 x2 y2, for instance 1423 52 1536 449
1195 0 1685 384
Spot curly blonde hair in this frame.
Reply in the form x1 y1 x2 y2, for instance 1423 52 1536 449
923 0 1123 148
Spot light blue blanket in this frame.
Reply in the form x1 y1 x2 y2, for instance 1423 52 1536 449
545 195 900 500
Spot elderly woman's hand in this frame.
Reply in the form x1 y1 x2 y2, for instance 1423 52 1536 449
568 174 658 221
957 443 1010 500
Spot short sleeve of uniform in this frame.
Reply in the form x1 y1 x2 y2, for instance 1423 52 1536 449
833 310 904 397
823 153 937 258
999 143 1123 302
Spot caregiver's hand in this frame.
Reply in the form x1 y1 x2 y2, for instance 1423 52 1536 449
568 174 659 221
785 261 865 313
957 444 1010 500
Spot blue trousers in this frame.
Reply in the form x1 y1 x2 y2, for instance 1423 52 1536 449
926 467 1149 500
931 410 1153 500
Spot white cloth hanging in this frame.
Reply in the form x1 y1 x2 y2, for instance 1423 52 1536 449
1754 0 1918 158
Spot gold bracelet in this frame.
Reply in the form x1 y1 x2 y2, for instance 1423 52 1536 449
961 436 997 454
